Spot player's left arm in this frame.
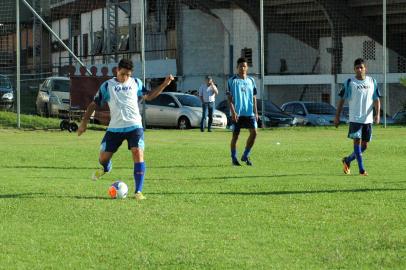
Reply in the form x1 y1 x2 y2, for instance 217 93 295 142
373 98 381 124
143 75 174 101
372 78 381 124
252 79 258 121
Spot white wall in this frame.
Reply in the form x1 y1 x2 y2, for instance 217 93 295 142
267 33 319 74
179 5 226 101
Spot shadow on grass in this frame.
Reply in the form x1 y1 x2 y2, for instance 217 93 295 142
149 187 406 196
147 173 314 181
0 165 128 170
0 192 110 200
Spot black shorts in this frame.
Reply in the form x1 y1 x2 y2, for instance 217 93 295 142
231 116 257 133
100 128 144 153
348 122 372 142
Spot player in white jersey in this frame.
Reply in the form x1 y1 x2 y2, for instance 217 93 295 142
78 59 174 200
334 58 381 176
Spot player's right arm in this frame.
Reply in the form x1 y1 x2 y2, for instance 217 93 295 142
227 94 238 123
78 101 96 136
334 98 345 128
226 79 238 122
334 80 349 128
78 81 109 136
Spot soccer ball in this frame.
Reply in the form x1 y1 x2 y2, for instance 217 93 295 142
108 181 128 199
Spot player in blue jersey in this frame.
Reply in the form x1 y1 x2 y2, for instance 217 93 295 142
227 57 258 166
334 58 381 176
78 59 174 200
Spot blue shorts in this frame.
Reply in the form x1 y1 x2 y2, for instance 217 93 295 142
348 122 372 142
100 128 144 153
231 116 257 133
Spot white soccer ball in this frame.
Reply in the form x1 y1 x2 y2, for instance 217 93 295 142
108 181 128 199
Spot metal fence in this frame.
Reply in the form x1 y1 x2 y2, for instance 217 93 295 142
1 0 406 126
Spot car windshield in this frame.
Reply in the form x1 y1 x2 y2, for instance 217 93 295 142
257 100 283 112
0 76 11 88
53 80 70 92
175 94 201 107
304 103 336 114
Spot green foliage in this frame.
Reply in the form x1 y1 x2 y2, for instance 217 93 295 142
400 77 406 88
0 127 405 269
0 111 105 131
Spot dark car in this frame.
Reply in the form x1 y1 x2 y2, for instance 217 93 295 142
216 99 297 127
0 74 14 110
393 110 406 124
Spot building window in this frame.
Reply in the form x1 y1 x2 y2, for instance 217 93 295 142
83 34 88 58
398 56 406 73
362 40 375 60
73 36 78 56
241 48 253 66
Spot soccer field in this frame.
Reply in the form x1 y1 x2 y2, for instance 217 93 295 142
0 127 405 269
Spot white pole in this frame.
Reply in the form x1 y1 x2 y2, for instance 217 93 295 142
141 0 146 128
20 0 91 75
260 0 265 127
141 0 145 83
16 0 21 128
383 0 387 128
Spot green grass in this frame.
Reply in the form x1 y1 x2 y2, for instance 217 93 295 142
0 126 406 269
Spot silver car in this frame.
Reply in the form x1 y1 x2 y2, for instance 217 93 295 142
282 101 347 126
0 74 14 111
142 92 227 129
36 77 70 117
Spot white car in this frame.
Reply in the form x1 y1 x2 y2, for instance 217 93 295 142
142 92 227 129
36 77 70 117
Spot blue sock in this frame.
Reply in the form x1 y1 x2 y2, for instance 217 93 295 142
231 149 237 160
242 148 251 160
346 145 366 163
353 145 365 173
100 159 112 173
134 162 146 193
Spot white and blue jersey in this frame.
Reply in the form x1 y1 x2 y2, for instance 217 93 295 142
94 77 147 132
339 76 381 124
227 75 257 116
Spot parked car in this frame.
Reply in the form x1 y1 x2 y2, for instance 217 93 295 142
36 77 70 117
341 106 394 124
281 101 347 126
142 92 227 129
393 110 406 124
216 99 298 127
0 74 14 110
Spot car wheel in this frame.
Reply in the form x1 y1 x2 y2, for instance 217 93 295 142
68 122 78 132
257 118 263 128
43 104 49 117
60 120 70 130
178 116 191 130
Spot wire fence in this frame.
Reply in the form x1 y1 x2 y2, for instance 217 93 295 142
1 0 406 127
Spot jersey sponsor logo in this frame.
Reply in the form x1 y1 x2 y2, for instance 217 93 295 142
113 85 133 93
356 84 370 90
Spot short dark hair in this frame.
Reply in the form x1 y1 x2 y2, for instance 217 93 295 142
354 58 365 67
118 58 133 70
237 57 248 66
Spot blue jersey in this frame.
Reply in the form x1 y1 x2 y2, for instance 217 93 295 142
94 77 147 132
227 75 257 116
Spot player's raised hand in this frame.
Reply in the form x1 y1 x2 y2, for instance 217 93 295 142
77 122 87 136
164 74 174 86
334 116 340 128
